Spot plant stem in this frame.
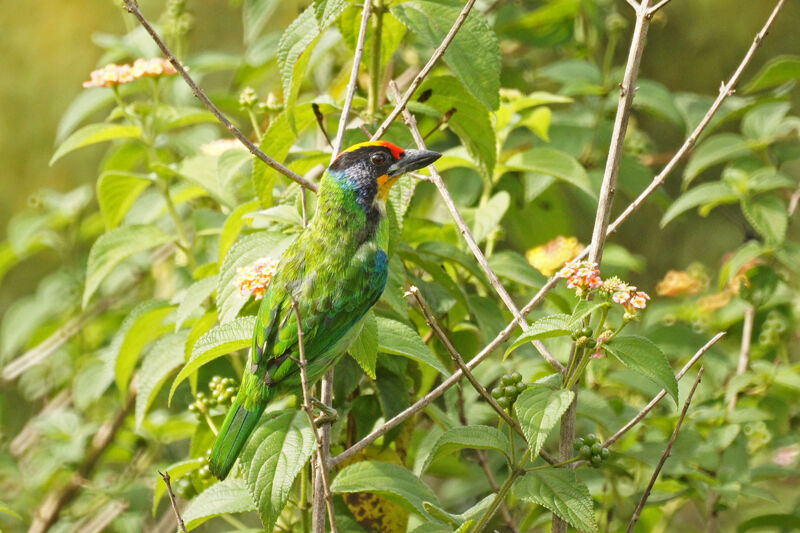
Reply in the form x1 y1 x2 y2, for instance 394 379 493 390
471 450 531 533
368 0 384 117
158 181 197 270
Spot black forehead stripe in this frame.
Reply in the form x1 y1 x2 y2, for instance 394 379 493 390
329 145 396 172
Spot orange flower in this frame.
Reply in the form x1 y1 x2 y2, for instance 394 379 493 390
235 257 280 300
697 292 731 312
82 58 177 88
656 269 705 297
526 236 584 276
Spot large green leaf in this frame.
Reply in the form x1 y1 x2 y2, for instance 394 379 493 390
503 148 593 197
152 459 205 514
741 194 788 244
392 1 500 110
112 300 174 395
413 76 496 180
169 316 256 403
420 425 509 474
514 382 574 458
634 79 684 129
488 250 547 288
83 224 172 306
219 200 260 265
683 134 753 187
135 331 188 429
349 311 378 379
504 314 572 359
661 182 739 227
50 123 141 164
603 335 678 404
182 478 256 530
240 409 315 531
331 461 439 517
744 55 800 93
377 316 448 375
96 171 152 229
514 468 598 533
338 6 406 72
468 191 510 244
175 276 218 331
742 102 792 141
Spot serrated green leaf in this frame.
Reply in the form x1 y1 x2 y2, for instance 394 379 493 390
392 1 500 110
152 459 205 514
349 311 378 379
175 276 218 331
742 102 792 141
83 224 172 306
177 155 233 207
96 171 152 229
488 250 547 288
603 335 678 404
741 194 788 244
683 134 753 187
112 301 174 394
377 316 448 375
156 106 217 132
169 316 256 404
744 55 800 93
51 122 141 164
661 182 739 227
420 425 509 474
514 383 574 457
503 148 593 197
504 314 572 360
570 300 609 326
219 200 259 265
240 409 315 531
182 477 256 530
217 232 294 323
136 331 188 429
55 88 116 143
331 461 439 517
514 468 597 533
338 6 406 72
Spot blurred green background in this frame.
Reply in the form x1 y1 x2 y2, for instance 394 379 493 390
1 0 798 304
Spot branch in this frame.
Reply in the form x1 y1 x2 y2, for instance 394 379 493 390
626 367 705 533
291 300 337 533
331 0 372 159
388 81 563 372
159 471 188 533
647 0 672 16
728 303 755 411
603 332 724 448
625 0 640 10
370 0 478 140
120 0 318 193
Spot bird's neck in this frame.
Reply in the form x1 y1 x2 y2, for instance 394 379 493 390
312 171 385 245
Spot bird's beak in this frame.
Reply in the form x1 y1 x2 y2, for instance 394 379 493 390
387 149 442 177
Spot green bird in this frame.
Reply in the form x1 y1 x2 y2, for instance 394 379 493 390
209 141 441 480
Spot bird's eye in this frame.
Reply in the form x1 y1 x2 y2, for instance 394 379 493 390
370 152 387 166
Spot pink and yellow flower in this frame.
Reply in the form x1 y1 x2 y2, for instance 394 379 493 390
558 260 602 295
235 257 279 301
526 236 585 276
82 58 177 89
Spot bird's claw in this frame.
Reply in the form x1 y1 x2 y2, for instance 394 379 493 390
310 397 339 425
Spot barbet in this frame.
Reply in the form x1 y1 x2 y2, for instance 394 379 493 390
209 141 441 479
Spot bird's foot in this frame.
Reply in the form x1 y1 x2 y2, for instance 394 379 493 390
310 397 339 425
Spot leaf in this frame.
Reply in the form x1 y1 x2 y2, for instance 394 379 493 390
570 300 609 325
661 182 739 227
392 1 500 110
243 0 281 44
96 171 152 229
503 148 593 197
136 331 188 429
488 250 547 288
331 461 439 517
741 194 788 244
338 7 406 72
414 76 496 180
112 301 174 394
349 311 378 379
634 79 684 129
603 335 678 404
240 409 315 531
152 459 205 514
420 426 509 474
83 224 172 307
55 88 116 143
471 192 510 244
169 316 256 404
514 468 597 533
504 314 572 359
182 477 256 530
744 55 800 93
219 200 259 265
0 502 20 520
514 383 574 457
742 102 791 141
217 232 294 323
51 123 141 164
683 134 753 187
175 276 218 331
376 316 448 375
519 106 552 141
737 514 800 533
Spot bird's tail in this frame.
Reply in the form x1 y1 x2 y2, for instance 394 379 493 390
209 396 265 480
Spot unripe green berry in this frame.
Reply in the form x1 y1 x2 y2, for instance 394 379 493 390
574 437 586 450
600 448 610 460
511 372 522 384
501 374 515 386
590 454 602 467
581 327 593 338
491 388 503 399
580 445 591 459
591 443 603 455
497 396 510 409
504 386 517 397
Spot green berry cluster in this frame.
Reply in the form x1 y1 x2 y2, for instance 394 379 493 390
574 434 609 467
491 372 525 409
188 376 237 419
571 326 597 348
197 448 213 480
173 476 196 499
759 310 788 347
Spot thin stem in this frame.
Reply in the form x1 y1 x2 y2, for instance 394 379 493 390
120 0 318 192
728 303 755 411
158 181 197 270
627 367 705 532
367 0 384 117
647 0 673 16
159 471 188 533
471 449 531 533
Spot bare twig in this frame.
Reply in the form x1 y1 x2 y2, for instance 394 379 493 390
312 370 336 533
120 0 318 193
77 500 128 533
370 0 478 140
604 332 724 448
627 367 705 533
331 0 372 159
728 304 755 411
291 300 337 533
389 81 563 372
312 103 333 150
159 471 188 533
647 0 673 16
625 0 640 10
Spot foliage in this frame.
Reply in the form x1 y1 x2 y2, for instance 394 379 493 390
1 0 799 532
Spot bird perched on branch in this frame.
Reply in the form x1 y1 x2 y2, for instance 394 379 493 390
210 141 441 480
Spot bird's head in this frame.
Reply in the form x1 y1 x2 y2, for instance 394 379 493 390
327 141 441 211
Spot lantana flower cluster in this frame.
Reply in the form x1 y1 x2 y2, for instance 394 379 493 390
558 260 651 317
235 257 280 300
82 58 177 89
526 236 585 276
